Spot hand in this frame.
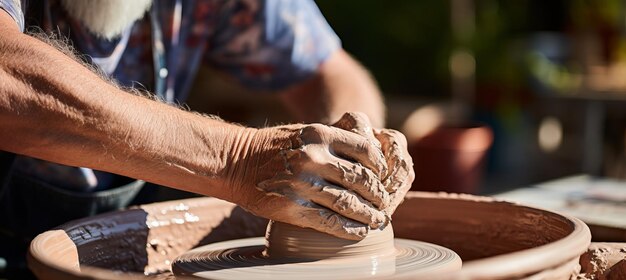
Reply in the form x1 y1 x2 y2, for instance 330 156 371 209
227 123 390 240
332 112 414 215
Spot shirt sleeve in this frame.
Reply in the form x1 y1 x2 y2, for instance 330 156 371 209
205 0 341 91
0 0 25 32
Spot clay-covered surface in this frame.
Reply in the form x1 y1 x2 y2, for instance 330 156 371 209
393 192 591 279
576 242 626 279
28 191 591 279
393 192 575 261
29 198 267 280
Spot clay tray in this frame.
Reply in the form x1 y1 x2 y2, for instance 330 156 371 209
28 191 591 280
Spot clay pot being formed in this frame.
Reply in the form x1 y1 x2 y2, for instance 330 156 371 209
28 192 590 280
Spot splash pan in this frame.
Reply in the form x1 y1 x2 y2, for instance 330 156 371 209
28 192 590 279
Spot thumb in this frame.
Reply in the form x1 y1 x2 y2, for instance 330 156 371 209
332 112 380 149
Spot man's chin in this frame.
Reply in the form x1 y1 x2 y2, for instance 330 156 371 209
60 0 153 39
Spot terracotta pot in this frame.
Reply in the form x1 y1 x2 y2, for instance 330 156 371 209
409 123 493 194
28 192 590 279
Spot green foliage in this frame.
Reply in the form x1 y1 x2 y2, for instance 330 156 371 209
316 0 626 98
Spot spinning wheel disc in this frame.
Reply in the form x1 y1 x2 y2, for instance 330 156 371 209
172 237 461 279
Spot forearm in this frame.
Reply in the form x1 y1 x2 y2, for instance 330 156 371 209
0 22 247 201
279 50 385 128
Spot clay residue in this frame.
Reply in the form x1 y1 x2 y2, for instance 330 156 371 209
58 209 151 273
332 112 379 147
244 122 391 241
140 200 267 274
332 112 415 216
410 191 501 203
576 243 626 279
394 192 576 261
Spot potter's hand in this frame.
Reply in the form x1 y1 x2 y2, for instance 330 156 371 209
228 124 390 240
333 113 415 215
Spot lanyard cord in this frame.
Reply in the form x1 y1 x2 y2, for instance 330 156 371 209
149 0 182 103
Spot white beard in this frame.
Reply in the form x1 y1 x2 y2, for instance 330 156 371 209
60 0 153 40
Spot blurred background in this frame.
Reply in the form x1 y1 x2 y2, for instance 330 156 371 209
187 0 626 196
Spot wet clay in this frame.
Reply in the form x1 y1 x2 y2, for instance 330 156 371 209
171 221 461 279
333 111 415 216
240 122 391 240
577 243 626 279
264 221 396 259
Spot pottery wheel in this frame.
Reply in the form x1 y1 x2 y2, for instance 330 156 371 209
172 222 461 279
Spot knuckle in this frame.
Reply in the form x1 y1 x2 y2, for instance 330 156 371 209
390 129 408 144
309 124 328 134
378 129 395 138
379 129 408 147
387 128 403 137
340 112 368 123
351 112 369 121
380 129 405 146
301 124 327 142
345 111 366 120
335 112 358 128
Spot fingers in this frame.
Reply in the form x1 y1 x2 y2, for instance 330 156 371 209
375 129 413 193
374 129 415 215
332 112 380 149
316 156 390 209
305 181 386 229
286 143 389 209
258 177 386 230
294 204 369 240
253 181 370 240
330 132 387 177
384 182 412 215
300 124 387 177
248 199 369 240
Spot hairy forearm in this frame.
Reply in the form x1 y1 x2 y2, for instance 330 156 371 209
0 21 248 201
280 50 385 128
